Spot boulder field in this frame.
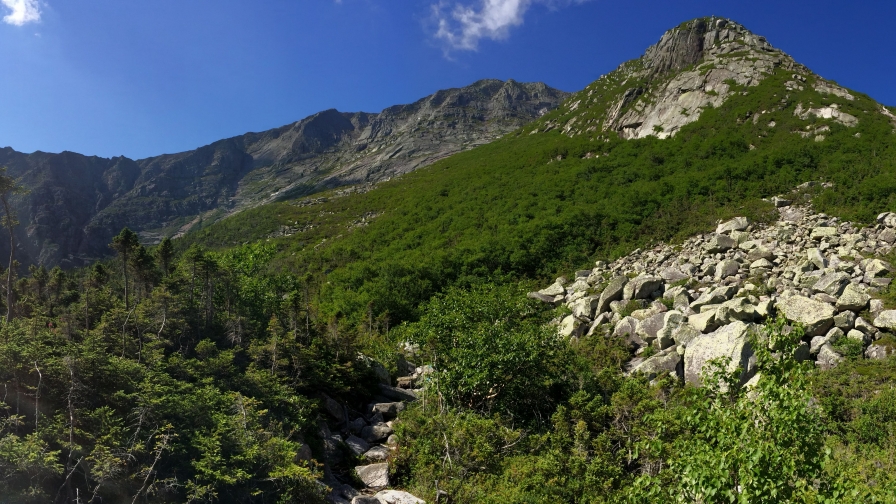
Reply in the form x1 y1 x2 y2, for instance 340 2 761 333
531 197 896 385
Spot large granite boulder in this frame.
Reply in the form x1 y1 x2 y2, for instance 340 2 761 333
655 311 690 347
873 310 896 331
809 328 843 355
614 316 646 350
570 296 598 319
813 271 850 297
811 227 838 240
636 312 667 344
866 343 896 360
361 423 394 444
623 274 663 300
716 217 749 234
715 297 757 324
863 258 892 277
356 463 389 488
377 384 417 402
807 248 827 270
777 295 835 336
369 402 405 420
688 310 718 333
630 350 682 381
596 276 628 314
373 490 427 504
539 281 566 297
690 285 738 310
527 291 562 306
705 234 736 253
558 315 586 338
816 344 844 371
345 435 371 456
684 321 757 387
714 259 740 280
836 284 871 311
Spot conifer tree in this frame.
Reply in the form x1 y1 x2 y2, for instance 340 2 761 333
0 167 24 322
156 236 175 277
110 227 140 309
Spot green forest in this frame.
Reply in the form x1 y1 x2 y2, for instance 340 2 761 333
2 240 896 502
2 61 896 502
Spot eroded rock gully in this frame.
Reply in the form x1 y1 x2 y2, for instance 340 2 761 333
318 359 432 504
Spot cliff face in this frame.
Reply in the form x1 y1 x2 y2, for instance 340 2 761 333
0 79 568 268
231 80 567 208
531 16 895 148
0 149 140 267
535 18 801 141
611 18 786 139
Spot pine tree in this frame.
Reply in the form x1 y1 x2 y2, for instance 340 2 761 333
0 167 25 322
110 227 140 310
157 236 175 277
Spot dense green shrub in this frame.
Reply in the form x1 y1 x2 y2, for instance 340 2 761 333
396 283 569 423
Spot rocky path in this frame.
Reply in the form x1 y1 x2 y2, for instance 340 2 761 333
321 360 432 504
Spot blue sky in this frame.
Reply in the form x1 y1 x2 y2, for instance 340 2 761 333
1 0 894 159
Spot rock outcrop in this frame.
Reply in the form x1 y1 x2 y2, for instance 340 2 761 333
534 16 890 146
532 195 896 386
582 18 798 140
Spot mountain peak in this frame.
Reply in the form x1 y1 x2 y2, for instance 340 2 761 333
642 17 774 76
534 17 812 141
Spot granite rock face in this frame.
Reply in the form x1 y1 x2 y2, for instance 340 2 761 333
355 463 389 488
605 18 797 140
684 321 757 387
535 15 888 152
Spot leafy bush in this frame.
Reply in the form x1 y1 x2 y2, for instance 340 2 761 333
397 283 568 423
628 320 830 502
833 336 865 358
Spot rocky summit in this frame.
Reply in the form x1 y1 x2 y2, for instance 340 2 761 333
531 17 893 141
532 188 896 385
0 79 567 268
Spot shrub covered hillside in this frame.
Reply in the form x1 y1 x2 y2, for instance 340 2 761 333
2 16 896 504
181 19 896 331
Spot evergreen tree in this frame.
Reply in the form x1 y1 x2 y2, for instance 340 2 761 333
156 236 175 277
0 167 24 323
110 227 140 310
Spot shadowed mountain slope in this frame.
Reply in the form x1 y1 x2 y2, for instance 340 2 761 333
0 79 567 267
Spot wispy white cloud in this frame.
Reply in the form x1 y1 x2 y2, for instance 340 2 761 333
2 0 41 26
432 0 587 52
